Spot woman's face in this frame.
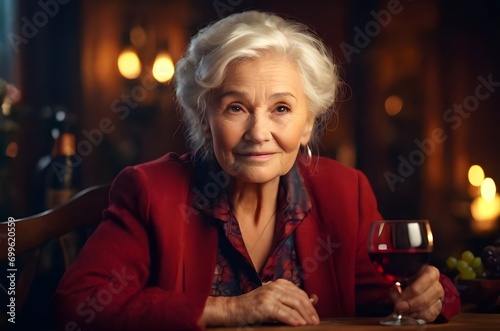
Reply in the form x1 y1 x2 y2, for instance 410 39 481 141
206 56 314 184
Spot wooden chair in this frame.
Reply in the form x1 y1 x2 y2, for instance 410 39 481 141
0 185 110 258
0 184 110 329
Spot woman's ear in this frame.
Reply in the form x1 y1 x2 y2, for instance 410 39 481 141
204 125 212 139
202 117 212 139
300 115 314 145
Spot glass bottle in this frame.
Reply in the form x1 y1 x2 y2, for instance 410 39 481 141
45 132 81 208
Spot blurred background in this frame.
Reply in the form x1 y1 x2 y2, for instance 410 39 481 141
1 0 499 298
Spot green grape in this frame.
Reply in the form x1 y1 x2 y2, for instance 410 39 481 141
471 256 482 269
460 267 477 280
456 259 469 273
474 265 485 278
461 250 475 264
446 256 458 269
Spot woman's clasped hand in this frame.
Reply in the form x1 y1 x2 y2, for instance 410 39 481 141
200 279 320 327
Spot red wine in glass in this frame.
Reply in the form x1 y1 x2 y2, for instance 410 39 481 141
369 250 431 284
368 220 433 325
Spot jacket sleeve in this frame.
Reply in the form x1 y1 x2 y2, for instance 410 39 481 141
53 166 207 331
353 170 461 321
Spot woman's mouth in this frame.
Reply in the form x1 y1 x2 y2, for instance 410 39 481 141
236 152 276 161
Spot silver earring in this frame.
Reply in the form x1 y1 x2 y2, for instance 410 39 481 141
307 145 312 159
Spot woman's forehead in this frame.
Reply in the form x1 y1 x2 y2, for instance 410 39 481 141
219 57 302 92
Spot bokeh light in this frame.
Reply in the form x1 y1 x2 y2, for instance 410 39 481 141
152 52 175 83
384 95 403 116
130 26 147 48
480 177 496 202
5 142 18 158
118 48 142 79
468 165 485 187
471 194 500 222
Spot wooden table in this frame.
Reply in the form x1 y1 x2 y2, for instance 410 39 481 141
208 313 500 330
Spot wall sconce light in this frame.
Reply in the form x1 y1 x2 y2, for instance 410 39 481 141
117 47 141 79
152 43 175 83
117 24 174 83
468 164 500 233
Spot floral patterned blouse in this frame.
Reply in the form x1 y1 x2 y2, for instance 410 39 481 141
194 159 312 296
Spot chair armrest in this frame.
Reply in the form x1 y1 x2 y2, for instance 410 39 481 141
0 184 110 260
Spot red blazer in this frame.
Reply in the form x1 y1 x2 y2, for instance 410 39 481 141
54 153 460 330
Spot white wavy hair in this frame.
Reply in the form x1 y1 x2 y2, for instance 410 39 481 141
175 10 338 160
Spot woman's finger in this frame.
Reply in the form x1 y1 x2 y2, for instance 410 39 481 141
395 266 444 316
411 297 443 322
233 279 319 326
272 303 308 326
269 279 319 324
401 266 440 299
397 280 443 313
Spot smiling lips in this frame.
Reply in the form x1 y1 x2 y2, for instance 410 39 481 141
236 152 276 161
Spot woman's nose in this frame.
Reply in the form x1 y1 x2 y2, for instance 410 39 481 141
243 112 272 144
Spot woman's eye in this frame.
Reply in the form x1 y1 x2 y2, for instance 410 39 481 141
276 105 290 113
227 105 243 112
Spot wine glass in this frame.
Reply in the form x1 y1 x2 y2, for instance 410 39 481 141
368 220 434 325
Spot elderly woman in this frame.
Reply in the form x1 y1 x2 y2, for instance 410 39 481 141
54 11 460 330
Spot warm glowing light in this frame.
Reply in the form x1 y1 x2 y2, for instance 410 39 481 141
468 165 485 186
152 52 175 83
471 194 500 222
5 142 18 158
384 95 403 116
480 177 496 202
2 103 11 116
118 48 141 79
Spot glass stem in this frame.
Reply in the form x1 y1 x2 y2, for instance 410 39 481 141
394 281 403 318
395 281 402 292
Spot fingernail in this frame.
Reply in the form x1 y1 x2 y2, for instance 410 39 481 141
311 315 319 324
